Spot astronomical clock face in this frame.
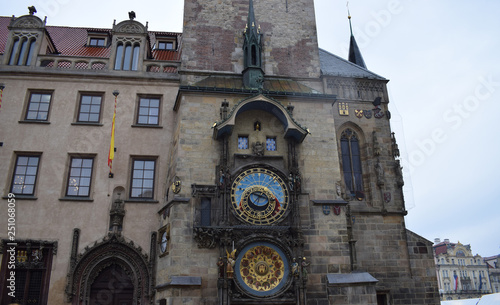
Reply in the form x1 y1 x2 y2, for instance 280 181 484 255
235 243 289 297
231 167 289 225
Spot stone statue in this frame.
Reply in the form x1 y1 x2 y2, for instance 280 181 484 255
373 131 381 157
375 160 385 186
217 257 225 278
226 249 236 278
28 6 37 15
395 160 404 187
292 258 299 277
252 141 264 156
335 181 343 199
301 257 310 280
294 173 301 192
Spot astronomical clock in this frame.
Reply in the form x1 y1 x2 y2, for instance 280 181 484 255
230 167 290 225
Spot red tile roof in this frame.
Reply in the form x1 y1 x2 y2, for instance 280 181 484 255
47 26 112 58
0 17 10 54
434 242 454 255
0 16 181 62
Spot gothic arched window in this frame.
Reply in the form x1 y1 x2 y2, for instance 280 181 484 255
340 128 363 197
115 42 140 71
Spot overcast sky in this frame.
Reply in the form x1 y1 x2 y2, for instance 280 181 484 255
4 1 500 257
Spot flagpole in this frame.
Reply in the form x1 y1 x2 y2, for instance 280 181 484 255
0 84 5 113
108 90 119 178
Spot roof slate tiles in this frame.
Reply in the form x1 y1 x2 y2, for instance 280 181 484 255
0 16 180 62
319 48 386 80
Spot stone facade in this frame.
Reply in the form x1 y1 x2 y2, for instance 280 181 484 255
0 1 439 305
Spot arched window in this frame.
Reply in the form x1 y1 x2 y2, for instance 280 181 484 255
251 45 257 66
8 37 36 66
8 38 20 65
340 128 363 197
115 42 140 71
114 43 123 70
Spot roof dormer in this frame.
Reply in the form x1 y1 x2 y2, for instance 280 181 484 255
4 8 47 66
110 13 149 71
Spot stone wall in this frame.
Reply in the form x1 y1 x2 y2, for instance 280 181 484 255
182 0 321 78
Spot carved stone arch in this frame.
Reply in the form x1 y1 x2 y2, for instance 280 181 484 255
213 94 309 143
8 15 45 30
337 122 366 147
66 233 152 305
113 20 148 34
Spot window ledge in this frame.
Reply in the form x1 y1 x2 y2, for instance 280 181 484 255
2 195 37 200
18 120 50 124
71 122 103 126
124 199 159 204
131 124 163 129
59 197 94 202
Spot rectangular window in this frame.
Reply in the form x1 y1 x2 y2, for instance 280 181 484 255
66 157 94 197
266 137 277 151
157 41 174 50
25 92 52 121
137 97 160 125
11 155 40 195
89 38 105 46
78 94 102 123
130 159 156 199
200 198 212 226
238 136 249 149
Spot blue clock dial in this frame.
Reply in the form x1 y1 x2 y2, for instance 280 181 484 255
231 168 289 225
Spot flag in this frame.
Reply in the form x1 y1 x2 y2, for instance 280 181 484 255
454 274 458 291
0 84 4 112
108 91 118 174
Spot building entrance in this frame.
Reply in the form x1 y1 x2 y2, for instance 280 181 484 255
89 264 134 305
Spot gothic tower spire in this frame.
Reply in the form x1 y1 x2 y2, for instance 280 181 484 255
242 0 264 89
347 7 367 69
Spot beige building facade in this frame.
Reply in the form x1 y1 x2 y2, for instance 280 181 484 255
0 1 439 305
434 239 496 301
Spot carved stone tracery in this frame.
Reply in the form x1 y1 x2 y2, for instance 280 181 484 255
65 232 153 305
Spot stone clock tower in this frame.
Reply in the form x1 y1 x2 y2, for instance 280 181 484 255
157 0 439 304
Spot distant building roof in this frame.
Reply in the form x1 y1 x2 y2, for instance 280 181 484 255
0 16 181 62
319 48 386 80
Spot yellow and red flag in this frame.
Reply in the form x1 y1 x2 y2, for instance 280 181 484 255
108 91 119 174
0 84 5 112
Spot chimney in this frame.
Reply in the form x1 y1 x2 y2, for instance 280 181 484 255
444 239 450 244
434 238 441 244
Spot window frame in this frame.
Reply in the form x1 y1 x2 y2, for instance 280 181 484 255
114 42 140 71
238 135 249 150
24 91 53 122
89 37 106 47
0 240 55 305
135 96 161 126
65 156 95 198
10 154 41 197
155 38 176 51
339 128 364 197
129 158 157 200
76 93 104 124
265 137 277 151
8 36 36 66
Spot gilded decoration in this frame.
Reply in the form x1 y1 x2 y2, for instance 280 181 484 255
235 243 289 296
